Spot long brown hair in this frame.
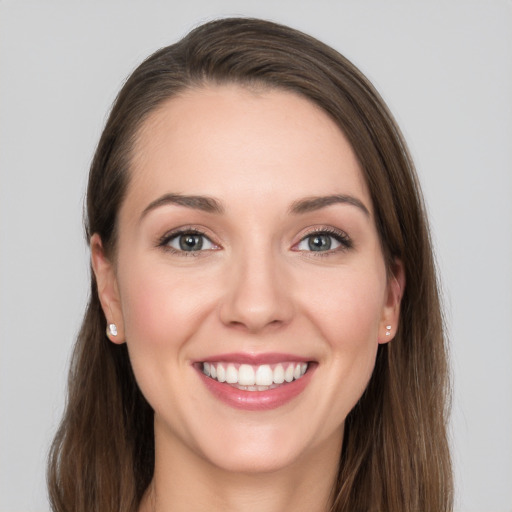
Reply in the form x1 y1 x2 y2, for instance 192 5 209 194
48 18 452 512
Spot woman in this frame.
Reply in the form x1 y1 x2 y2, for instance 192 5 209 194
48 17 452 512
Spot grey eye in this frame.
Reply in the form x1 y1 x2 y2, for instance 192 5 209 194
168 233 215 252
297 233 342 252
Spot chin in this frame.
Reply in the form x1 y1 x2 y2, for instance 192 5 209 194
190 418 336 476
203 442 308 475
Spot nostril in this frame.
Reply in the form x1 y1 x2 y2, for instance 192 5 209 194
218 260 295 331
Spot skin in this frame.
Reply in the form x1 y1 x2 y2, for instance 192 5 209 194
92 85 404 512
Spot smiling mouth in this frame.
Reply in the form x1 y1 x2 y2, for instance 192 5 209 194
201 362 308 391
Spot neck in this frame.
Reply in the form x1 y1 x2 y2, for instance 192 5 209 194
139 425 342 512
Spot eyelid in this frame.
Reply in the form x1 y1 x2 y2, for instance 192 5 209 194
292 226 353 253
155 224 351 256
156 225 221 254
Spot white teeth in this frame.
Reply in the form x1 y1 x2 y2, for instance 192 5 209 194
226 364 238 384
202 361 308 387
239 364 255 385
216 364 226 382
255 364 273 386
273 364 285 384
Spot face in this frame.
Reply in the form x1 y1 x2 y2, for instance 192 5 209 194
93 85 402 474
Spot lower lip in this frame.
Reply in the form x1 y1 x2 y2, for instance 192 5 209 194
198 364 315 411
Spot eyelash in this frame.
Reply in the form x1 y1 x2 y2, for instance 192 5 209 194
294 228 353 255
157 227 218 256
157 226 353 256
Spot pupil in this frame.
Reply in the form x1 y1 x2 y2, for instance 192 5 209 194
180 234 203 251
309 234 331 251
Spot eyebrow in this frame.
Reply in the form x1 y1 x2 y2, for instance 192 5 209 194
140 192 369 221
289 195 370 216
140 193 224 221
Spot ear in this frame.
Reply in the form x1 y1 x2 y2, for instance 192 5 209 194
378 259 405 344
90 233 125 344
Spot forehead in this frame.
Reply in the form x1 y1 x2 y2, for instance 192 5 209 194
124 84 372 218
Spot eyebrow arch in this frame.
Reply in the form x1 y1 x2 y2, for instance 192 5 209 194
289 195 370 216
140 193 224 221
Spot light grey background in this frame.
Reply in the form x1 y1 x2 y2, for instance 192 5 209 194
1 2 511 511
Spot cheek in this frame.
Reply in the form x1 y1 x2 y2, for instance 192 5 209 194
122 269 177 346
120 256 210 332
115 260 218 412
306 266 385 343
117 260 212 367
301 264 386 394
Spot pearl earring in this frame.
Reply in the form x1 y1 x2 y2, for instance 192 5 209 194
385 325 392 336
107 323 118 337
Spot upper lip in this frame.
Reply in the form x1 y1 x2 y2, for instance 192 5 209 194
194 352 313 365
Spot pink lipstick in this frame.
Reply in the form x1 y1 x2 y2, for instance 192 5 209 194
195 353 315 411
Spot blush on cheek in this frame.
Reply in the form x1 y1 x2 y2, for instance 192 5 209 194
122 271 209 352
322 298 381 347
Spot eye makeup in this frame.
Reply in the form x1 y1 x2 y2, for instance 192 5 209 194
156 226 220 256
155 223 353 260
294 227 353 254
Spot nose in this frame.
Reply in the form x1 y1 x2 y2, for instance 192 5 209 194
219 247 294 333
